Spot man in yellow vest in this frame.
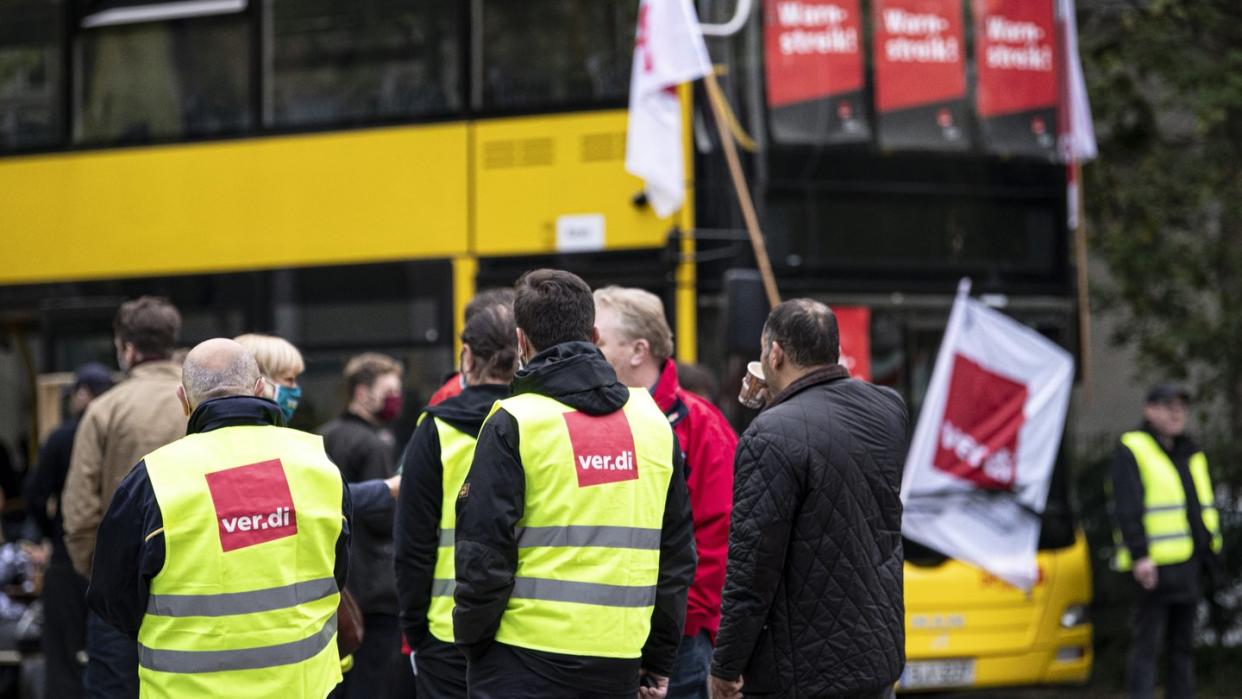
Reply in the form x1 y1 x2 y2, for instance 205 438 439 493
454 269 697 699
88 338 353 698
394 300 518 697
1110 384 1222 699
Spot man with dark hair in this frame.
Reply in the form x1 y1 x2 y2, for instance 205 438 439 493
711 299 909 699
63 296 187 699
454 269 696 699
26 363 114 699
1109 385 1221 699
320 352 405 698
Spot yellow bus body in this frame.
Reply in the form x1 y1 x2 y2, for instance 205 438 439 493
0 110 669 285
901 533 1093 692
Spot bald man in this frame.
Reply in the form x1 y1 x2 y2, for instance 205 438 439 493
88 338 353 698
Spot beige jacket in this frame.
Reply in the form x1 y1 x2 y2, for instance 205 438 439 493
62 360 187 577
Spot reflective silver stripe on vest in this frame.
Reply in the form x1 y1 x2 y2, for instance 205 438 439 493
517 526 661 550
439 529 455 547
1144 504 1185 514
139 614 337 674
511 577 656 608
146 577 338 618
431 579 456 598
1148 532 1191 543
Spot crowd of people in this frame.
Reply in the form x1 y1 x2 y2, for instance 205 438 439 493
25 269 911 699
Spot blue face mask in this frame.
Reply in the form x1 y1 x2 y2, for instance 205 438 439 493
273 384 301 424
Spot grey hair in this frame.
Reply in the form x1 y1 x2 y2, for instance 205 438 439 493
182 347 262 407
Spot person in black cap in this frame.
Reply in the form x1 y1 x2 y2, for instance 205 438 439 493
1108 383 1222 699
25 362 114 699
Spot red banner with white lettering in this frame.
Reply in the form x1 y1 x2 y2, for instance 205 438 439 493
872 0 970 151
764 0 869 144
834 306 871 381
974 0 1059 158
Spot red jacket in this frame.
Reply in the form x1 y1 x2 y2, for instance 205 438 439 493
652 360 737 642
428 373 464 406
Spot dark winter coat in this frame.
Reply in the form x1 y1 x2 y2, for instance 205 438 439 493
320 412 398 615
711 366 910 697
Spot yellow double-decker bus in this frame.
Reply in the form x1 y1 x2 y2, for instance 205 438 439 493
0 0 1090 691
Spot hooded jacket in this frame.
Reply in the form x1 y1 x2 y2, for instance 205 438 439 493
394 383 509 647
452 342 696 694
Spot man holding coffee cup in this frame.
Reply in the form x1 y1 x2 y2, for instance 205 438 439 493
710 299 910 699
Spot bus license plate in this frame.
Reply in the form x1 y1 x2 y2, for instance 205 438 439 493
900 659 975 689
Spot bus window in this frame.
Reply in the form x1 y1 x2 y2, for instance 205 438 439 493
76 16 251 145
268 0 461 129
476 0 635 112
0 0 64 152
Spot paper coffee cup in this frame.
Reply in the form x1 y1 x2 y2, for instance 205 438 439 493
738 361 768 409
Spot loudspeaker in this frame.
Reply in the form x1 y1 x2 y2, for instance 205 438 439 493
724 269 769 355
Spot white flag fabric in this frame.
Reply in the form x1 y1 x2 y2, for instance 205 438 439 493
901 280 1074 591
625 0 713 218
1057 0 1097 163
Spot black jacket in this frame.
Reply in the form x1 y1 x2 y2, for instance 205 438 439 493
711 367 909 697
394 383 508 647
320 412 398 615
1110 424 1219 601
25 417 80 564
87 397 352 637
452 342 696 693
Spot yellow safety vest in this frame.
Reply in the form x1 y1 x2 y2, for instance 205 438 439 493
427 417 480 643
490 388 674 659
1113 431 1222 571
138 425 344 699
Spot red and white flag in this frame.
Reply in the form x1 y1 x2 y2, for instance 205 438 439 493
901 280 1074 590
1057 0 1096 229
625 0 713 218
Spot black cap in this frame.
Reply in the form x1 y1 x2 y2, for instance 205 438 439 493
1146 383 1191 405
72 362 115 396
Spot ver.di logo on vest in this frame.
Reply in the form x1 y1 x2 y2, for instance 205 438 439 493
563 410 639 488
205 459 298 552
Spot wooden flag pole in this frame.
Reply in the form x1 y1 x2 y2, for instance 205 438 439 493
1072 160 1092 402
702 70 781 309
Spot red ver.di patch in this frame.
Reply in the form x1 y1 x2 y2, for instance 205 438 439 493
563 410 639 488
934 354 1028 490
206 459 298 552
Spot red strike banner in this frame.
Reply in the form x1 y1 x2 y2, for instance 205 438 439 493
973 0 1059 157
763 0 869 144
835 306 871 381
764 0 863 107
872 0 970 150
872 0 966 112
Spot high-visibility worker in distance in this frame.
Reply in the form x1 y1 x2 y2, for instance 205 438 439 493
453 269 696 699
88 338 352 698
1110 384 1223 699
394 298 518 697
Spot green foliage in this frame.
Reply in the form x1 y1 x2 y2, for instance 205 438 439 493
1080 0 1242 429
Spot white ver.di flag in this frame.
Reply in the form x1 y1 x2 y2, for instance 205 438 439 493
901 280 1074 591
625 0 712 218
